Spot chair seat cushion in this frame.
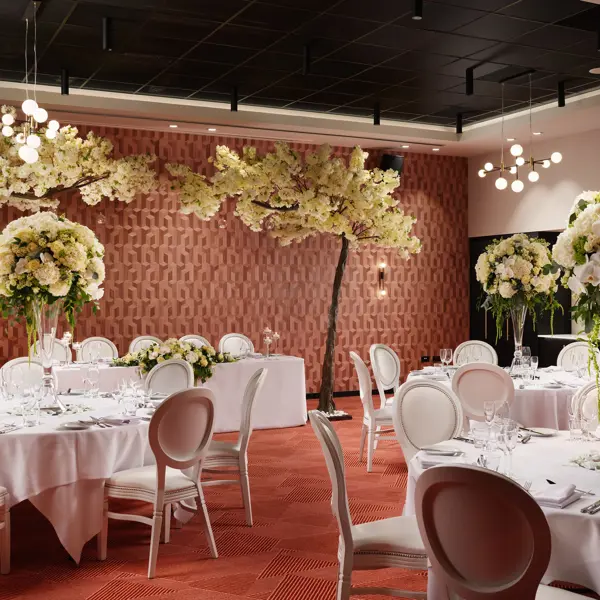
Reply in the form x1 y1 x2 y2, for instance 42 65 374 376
373 406 393 422
106 466 197 495
536 586 581 599
206 440 240 458
351 516 426 557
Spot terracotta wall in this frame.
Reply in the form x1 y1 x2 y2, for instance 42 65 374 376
0 126 469 393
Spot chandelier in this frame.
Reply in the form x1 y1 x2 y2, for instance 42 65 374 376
477 75 562 193
1 8 60 164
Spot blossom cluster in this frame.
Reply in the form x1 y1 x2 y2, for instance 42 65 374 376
114 338 236 384
0 211 105 327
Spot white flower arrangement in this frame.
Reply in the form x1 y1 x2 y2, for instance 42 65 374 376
571 450 600 471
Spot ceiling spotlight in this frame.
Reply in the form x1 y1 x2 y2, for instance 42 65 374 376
478 169 486 178
533 131 542 136
507 137 515 142
551 151 563 164
402 145 410 148
528 170 540 182
495 176 508 190
516 156 526 167
169 124 178 128
208 128 217 132
542 159 551 168
413 0 423 20
511 179 524 193
510 143 523 157
484 162 494 171
432 148 440 152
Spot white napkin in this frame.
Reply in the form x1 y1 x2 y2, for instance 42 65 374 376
532 484 581 508
417 453 466 469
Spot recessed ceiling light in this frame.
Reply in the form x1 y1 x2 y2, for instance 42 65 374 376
432 148 440 152
169 124 178 128
208 128 217 132
533 131 542 135
507 137 515 142
589 67 600 75
402 145 410 148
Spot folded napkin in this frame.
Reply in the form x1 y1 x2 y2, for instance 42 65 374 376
532 484 582 509
417 453 466 469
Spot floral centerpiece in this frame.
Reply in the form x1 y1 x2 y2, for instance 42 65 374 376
114 338 236 384
475 233 560 365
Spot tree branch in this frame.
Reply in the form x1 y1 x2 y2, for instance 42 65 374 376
252 200 299 212
10 174 111 200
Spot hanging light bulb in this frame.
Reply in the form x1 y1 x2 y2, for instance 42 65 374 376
510 144 523 157
21 99 38 116
18 145 38 163
495 176 508 190
484 162 494 171
516 156 525 166
33 107 48 123
15 133 25 144
26 134 40 148
45 129 56 139
2 125 13 137
1 113 14 126
478 169 487 178
528 170 539 182
511 179 524 193
509 166 517 174
551 152 562 164
48 120 60 131
543 159 551 168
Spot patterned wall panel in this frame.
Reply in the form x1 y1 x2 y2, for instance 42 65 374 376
0 127 469 393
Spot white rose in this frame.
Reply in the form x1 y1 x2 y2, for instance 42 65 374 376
568 275 585 295
498 282 516 298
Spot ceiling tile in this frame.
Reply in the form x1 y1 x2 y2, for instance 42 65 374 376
512 25 590 50
231 3 316 31
500 0 591 23
359 25 437 50
328 0 412 23
394 2 486 32
454 14 542 42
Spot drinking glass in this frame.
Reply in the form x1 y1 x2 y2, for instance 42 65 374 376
582 404 599 441
567 396 582 441
522 357 533 385
530 356 539 379
483 401 496 433
471 424 489 465
522 346 531 359
19 385 40 427
482 444 502 472
123 392 138 417
88 364 100 398
502 419 519 477
440 349 453 374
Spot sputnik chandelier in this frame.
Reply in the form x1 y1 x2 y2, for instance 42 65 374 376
478 75 562 193
1 6 60 164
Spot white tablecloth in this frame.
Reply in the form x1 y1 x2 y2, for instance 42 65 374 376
408 368 586 429
55 363 139 393
405 434 600 598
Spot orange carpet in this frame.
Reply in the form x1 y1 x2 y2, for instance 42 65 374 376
4 398 597 599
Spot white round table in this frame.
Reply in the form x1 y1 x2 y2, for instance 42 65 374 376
405 434 600 598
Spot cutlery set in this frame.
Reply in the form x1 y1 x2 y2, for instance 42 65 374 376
581 499 600 514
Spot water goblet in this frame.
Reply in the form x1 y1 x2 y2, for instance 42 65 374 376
582 404 599 441
567 396 582 441
530 356 539 379
521 357 533 386
123 391 138 417
483 400 496 434
440 348 453 375
502 419 519 477
88 364 100 399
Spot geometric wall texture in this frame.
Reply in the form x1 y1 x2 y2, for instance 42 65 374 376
0 127 469 393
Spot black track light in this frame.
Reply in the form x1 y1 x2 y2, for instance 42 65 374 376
466 67 474 96
102 16 112 51
597 26 600 52
456 112 463 134
413 0 423 20
374 102 381 126
303 44 311 76
558 81 566 107
231 86 238 112
60 68 69 95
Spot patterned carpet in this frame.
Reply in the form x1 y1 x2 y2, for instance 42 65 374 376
4 398 597 599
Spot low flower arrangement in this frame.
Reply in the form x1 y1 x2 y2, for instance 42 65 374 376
114 338 236 383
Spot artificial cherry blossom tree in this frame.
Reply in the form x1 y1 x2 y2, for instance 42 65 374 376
167 143 421 414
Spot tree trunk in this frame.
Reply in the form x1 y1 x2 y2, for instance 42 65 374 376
318 236 350 413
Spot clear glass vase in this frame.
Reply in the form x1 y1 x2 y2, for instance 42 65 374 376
510 302 528 374
32 299 67 412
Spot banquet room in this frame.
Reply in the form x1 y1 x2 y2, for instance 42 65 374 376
4 0 600 598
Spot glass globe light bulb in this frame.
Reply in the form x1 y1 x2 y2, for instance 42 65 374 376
551 152 562 164
511 179 524 193
510 144 523 157
21 99 38 116
1 113 14 126
495 176 508 190
18 145 38 163
516 156 525 166
543 159 551 168
26 134 41 149
48 120 60 131
33 107 48 123
484 162 494 171
528 170 539 183
509 166 517 174
15 133 25 144
478 169 486 178
45 129 57 139
1 125 13 137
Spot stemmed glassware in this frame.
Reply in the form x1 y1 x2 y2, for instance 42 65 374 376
440 348 453 375
498 419 519 477
483 401 496 437
567 396 582 442
582 404 599 441
530 356 539 380
19 384 41 427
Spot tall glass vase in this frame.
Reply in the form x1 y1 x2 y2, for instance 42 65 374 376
32 299 67 412
510 302 528 374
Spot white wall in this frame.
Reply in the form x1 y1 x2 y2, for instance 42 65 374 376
469 129 600 238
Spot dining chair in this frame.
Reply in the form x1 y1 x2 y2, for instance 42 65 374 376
369 343 401 408
415 464 580 599
30 339 71 363
218 333 254 357
203 368 268 526
129 335 162 354
0 487 9 574
78 336 118 361
452 363 514 427
1 357 44 389
573 381 599 428
180 334 212 349
392 379 464 463
309 410 427 600
557 342 592 371
98 388 218 578
350 351 395 473
453 340 498 366
145 359 194 394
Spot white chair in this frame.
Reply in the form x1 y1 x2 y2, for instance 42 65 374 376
415 465 580 599
180 334 211 349
203 368 268 526
452 363 514 426
78 336 118 361
218 333 254 357
99 388 218 578
309 410 427 600
145 359 194 395
453 340 498 366
392 379 464 463
31 339 71 363
1 358 44 389
350 351 394 473
129 335 161 354
557 342 591 371
573 381 599 430
370 344 401 408
0 487 9 574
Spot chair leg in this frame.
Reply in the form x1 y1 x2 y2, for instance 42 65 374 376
0 504 10 575
374 425 381 450
161 503 171 544
336 553 352 600
240 468 253 527
147 507 164 579
97 492 108 561
198 488 218 558
359 425 367 461
367 428 375 473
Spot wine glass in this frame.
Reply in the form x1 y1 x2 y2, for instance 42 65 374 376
530 356 539 380
440 348 452 374
522 346 531 359
522 357 533 385
19 384 41 427
582 404 599 441
483 400 496 436
88 364 100 399
502 419 519 477
567 395 582 442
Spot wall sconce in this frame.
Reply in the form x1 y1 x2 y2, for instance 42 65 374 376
377 261 387 299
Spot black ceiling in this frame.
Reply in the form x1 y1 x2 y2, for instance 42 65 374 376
2 0 600 126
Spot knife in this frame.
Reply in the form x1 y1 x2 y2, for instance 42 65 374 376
581 499 600 513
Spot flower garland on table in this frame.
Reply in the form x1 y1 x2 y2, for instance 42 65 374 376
0 211 105 344
114 338 236 384
475 233 561 339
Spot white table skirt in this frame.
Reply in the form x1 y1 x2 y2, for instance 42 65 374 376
405 434 600 598
55 364 139 394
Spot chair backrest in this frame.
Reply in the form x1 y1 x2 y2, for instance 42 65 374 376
453 341 498 366
145 359 194 394
573 381 599 426
238 368 268 453
218 333 254 356
416 465 552 600
349 351 376 420
180 334 211 349
452 363 514 422
149 388 215 472
1 357 44 389
79 337 118 361
31 339 70 363
370 343 401 409
393 379 464 463
129 335 162 354
557 342 591 371
308 410 353 545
